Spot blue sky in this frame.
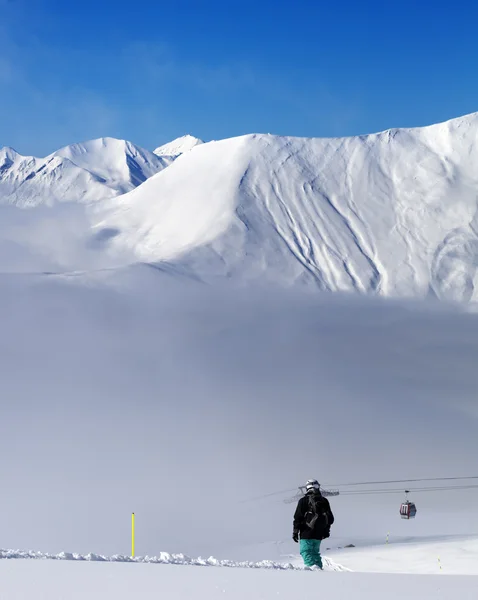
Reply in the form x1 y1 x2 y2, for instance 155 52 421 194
1 0 477 155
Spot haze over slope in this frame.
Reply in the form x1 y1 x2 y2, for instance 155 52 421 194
98 112 478 302
1 270 478 560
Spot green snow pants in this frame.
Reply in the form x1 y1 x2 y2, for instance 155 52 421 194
300 538 322 568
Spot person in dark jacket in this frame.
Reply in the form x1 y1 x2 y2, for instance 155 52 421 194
293 479 334 569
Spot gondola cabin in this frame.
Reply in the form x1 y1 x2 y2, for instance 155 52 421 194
400 500 417 519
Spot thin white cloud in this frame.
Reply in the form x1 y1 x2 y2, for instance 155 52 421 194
0 27 120 155
123 40 256 93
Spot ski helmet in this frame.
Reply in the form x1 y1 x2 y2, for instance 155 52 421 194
306 479 320 492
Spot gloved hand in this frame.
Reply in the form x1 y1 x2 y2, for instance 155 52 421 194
293 532 299 543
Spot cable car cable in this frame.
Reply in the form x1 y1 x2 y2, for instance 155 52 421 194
339 484 478 496
324 475 478 488
243 475 478 503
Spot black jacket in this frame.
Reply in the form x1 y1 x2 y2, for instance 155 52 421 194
293 491 334 540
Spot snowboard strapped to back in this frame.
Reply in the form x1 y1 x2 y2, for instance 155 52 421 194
305 493 330 535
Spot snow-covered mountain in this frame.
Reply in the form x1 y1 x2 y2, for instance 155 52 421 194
0 137 172 207
97 112 478 302
154 134 204 157
3 113 478 301
54 138 173 192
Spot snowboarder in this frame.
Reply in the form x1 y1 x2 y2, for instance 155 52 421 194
292 479 334 569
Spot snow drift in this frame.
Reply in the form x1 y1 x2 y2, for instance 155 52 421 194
0 548 346 571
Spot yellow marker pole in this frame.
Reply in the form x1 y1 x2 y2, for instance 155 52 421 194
131 513 135 558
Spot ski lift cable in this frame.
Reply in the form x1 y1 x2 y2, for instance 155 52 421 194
242 476 478 504
240 488 298 503
324 475 478 488
339 484 478 496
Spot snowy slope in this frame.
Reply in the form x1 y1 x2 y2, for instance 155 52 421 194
154 134 204 157
0 557 476 600
7 535 478 575
0 138 171 207
329 536 478 575
97 112 478 301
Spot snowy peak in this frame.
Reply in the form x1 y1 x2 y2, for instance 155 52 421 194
0 138 172 207
154 135 204 157
0 146 19 162
53 137 172 193
0 147 20 180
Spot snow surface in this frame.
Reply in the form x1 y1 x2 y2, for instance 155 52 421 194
95 136 251 261
328 536 478 575
0 553 476 600
154 134 204 157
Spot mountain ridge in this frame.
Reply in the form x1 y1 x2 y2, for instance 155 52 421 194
2 112 478 301
0 137 172 207
95 111 478 301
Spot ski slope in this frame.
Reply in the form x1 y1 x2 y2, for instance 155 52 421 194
329 536 478 575
0 543 477 600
